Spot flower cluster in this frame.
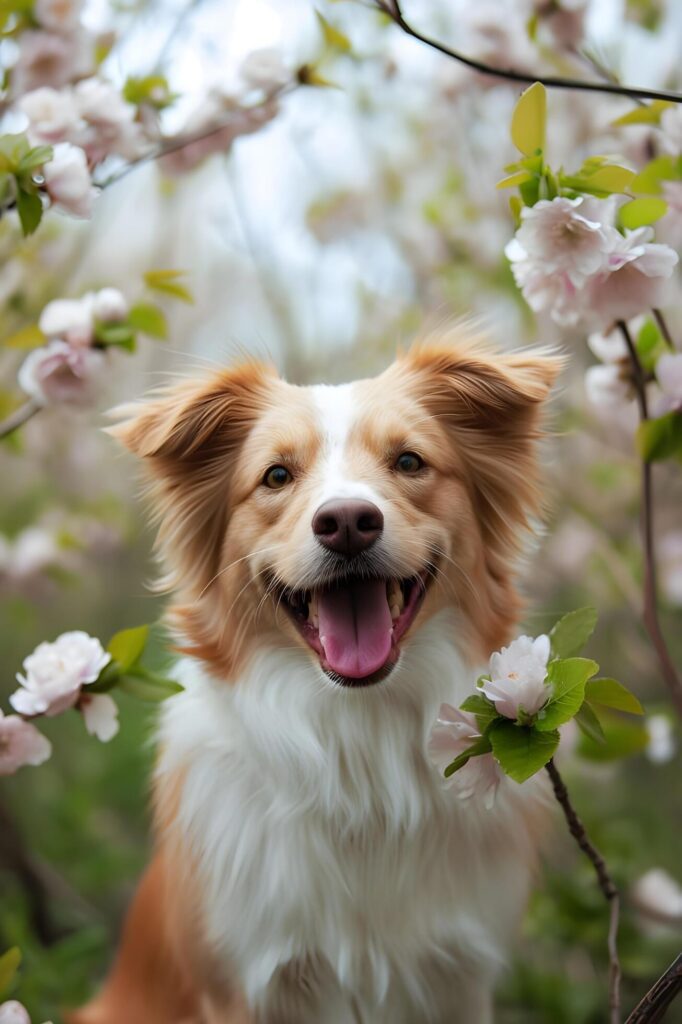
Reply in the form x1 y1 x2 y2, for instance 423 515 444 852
0 1001 51 1024
506 196 679 330
17 289 128 406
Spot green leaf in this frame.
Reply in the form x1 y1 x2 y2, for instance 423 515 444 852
618 197 668 229
575 702 606 744
630 155 682 196
2 322 46 349
577 709 648 762
549 606 598 659
636 318 665 373
496 170 533 190
636 411 682 463
16 187 43 236
443 734 492 778
489 720 559 783
0 947 21 999
94 323 136 350
612 99 674 127
585 677 644 715
107 625 149 670
144 269 194 304
536 657 599 731
583 164 635 193
123 75 176 109
460 693 499 730
128 302 167 339
18 144 53 173
509 194 523 227
117 669 183 702
315 10 351 52
511 82 546 156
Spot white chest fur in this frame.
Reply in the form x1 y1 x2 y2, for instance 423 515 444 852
157 615 546 1022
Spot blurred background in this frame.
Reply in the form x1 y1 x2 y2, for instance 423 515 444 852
1 0 681 1020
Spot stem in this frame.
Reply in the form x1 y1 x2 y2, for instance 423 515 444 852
625 954 682 1024
546 759 621 1024
0 398 41 440
374 1 682 103
618 321 682 717
652 309 676 351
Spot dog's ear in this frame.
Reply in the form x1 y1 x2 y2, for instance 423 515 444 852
400 332 564 557
108 361 276 594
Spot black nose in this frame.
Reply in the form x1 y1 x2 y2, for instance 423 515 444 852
312 499 384 556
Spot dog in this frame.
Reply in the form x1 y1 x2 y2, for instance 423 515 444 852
70 330 562 1024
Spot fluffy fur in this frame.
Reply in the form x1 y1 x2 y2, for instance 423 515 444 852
69 330 562 1024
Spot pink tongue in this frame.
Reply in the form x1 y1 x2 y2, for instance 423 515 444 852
317 579 393 679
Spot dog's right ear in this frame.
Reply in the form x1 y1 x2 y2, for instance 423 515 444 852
108 361 277 595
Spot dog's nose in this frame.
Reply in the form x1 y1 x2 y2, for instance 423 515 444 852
312 499 384 556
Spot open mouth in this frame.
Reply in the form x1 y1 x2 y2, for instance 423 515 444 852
276 571 430 687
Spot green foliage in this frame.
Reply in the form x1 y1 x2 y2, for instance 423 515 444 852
612 99 674 127
635 319 666 372
2 323 46 349
0 947 21 999
576 709 649 762
315 10 351 53
460 692 499 730
630 155 682 195
93 322 136 350
143 269 194 304
107 624 150 670
574 701 606 744
84 623 182 705
117 668 184 702
123 75 176 110
0 133 53 236
617 196 668 229
443 733 492 778
585 677 644 715
127 302 167 339
536 658 599 732
489 720 560 783
636 411 682 463
549 607 597 659
511 82 546 156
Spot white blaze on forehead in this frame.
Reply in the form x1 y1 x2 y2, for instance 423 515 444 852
310 382 383 506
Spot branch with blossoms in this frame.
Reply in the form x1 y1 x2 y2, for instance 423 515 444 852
498 83 682 718
0 625 182 778
428 608 648 1024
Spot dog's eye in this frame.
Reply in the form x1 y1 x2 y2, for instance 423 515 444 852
395 452 424 474
263 465 292 489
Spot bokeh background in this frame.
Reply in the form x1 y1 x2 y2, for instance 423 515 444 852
1 0 681 1020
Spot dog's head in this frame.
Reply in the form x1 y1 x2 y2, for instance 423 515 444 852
111 332 561 686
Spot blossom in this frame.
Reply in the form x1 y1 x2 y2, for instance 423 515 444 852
39 295 94 346
509 197 610 284
0 710 52 776
92 287 129 323
11 630 110 717
79 692 119 741
585 228 678 327
428 703 502 809
584 364 632 408
43 142 96 218
0 1003 31 1024
18 340 106 406
20 86 81 145
11 29 92 96
660 105 682 156
35 0 83 32
481 634 551 719
653 352 682 414
6 527 62 580
631 868 682 925
73 78 144 162
645 714 676 764
658 532 682 606
239 49 290 92
534 0 586 49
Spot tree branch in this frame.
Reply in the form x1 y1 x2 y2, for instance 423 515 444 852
652 309 676 351
546 759 621 1024
618 321 682 718
0 398 41 440
625 954 682 1024
375 0 682 104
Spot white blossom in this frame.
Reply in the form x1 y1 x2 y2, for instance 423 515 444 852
653 351 682 414
12 29 92 96
18 340 106 406
645 714 677 764
427 703 503 809
584 364 632 408
660 105 682 156
658 532 682 606
92 287 129 323
11 630 110 717
73 77 145 161
509 197 611 284
39 294 94 346
80 692 119 741
19 86 81 144
34 0 83 32
0 710 52 776
632 868 682 925
239 48 290 92
43 142 97 218
585 228 678 328
481 634 551 720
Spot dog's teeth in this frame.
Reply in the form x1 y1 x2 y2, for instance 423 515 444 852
308 594 318 624
311 613 319 628
390 604 401 620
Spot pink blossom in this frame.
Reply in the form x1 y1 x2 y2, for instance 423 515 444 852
80 692 119 741
510 197 611 284
481 635 551 720
18 340 106 406
585 228 678 328
11 30 92 95
43 142 96 218
534 0 586 49
653 352 682 414
73 78 145 162
0 711 52 776
159 96 279 176
20 86 81 145
34 0 83 32
11 630 110 717
39 295 94 345
428 703 503 809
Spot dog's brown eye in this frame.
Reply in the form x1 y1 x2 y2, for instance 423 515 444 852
264 465 292 489
395 452 424 474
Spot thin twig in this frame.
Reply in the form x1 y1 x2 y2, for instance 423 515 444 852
625 954 682 1024
0 398 40 440
546 759 621 1024
618 320 682 717
652 309 676 351
374 0 682 103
